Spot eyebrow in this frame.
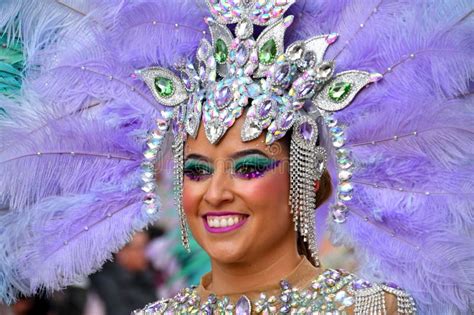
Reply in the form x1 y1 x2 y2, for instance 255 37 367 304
184 149 270 162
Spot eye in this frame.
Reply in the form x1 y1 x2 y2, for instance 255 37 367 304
183 162 212 181
233 157 280 180
235 163 267 175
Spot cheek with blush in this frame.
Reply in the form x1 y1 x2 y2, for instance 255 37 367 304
236 164 290 216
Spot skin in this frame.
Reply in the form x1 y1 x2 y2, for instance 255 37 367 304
183 115 302 295
182 115 399 314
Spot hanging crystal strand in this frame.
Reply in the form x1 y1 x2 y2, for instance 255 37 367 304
172 133 190 252
290 117 322 264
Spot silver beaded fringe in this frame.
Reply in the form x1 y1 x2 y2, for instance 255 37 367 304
289 120 326 266
172 133 190 252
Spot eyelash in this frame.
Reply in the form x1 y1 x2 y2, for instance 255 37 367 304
183 159 280 181
183 165 212 181
233 161 278 179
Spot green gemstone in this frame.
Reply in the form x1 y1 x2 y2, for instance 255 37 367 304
154 76 174 98
259 39 277 65
328 82 352 102
214 38 228 64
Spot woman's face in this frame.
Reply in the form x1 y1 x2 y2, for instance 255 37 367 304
183 115 297 264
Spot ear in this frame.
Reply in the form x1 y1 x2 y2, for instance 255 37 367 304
314 180 320 192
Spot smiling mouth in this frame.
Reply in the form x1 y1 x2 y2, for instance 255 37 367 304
203 213 249 233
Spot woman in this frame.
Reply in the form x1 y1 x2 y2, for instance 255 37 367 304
0 0 472 314
133 111 412 313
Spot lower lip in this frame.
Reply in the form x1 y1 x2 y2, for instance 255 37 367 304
203 216 248 233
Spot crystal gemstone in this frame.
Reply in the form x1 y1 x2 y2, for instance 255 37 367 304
316 62 333 80
180 71 192 91
235 295 251 315
258 100 273 117
259 39 277 65
296 81 315 99
214 38 228 64
280 111 294 129
274 63 290 84
236 19 253 39
299 122 313 141
215 86 232 108
154 77 174 97
236 44 249 66
328 82 352 102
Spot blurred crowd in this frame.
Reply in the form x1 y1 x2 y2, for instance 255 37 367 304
0 226 182 315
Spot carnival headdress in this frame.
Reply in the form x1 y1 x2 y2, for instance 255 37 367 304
136 0 381 259
0 1 472 313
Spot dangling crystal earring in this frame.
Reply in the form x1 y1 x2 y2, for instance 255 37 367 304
172 133 191 252
289 116 326 266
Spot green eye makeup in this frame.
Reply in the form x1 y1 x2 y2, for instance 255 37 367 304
183 159 213 181
233 155 280 179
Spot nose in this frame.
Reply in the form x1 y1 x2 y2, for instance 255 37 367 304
203 165 234 207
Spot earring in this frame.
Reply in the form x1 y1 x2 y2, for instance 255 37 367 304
172 132 191 252
289 116 326 265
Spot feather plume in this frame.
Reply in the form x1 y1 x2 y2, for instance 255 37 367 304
299 0 474 313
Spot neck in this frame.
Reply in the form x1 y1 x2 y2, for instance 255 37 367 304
207 238 302 295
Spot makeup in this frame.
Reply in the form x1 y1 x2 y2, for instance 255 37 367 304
203 212 249 233
233 155 281 179
184 159 213 181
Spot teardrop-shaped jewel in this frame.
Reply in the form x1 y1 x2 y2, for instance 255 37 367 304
280 111 294 129
295 80 315 99
273 63 290 84
236 18 253 39
316 62 334 81
299 121 314 141
259 39 277 65
235 295 251 315
215 86 232 108
328 81 352 102
180 71 193 91
198 39 211 60
242 120 262 141
236 44 249 66
214 38 229 64
287 42 305 61
154 77 174 97
258 99 274 118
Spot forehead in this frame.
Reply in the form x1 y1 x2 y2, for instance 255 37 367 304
184 114 288 159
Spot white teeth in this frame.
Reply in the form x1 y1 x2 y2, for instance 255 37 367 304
206 215 244 228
